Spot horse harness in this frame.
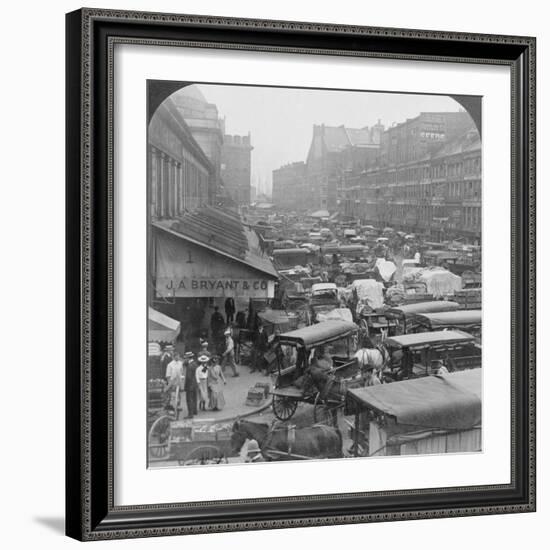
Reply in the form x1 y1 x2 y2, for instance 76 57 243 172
261 423 297 457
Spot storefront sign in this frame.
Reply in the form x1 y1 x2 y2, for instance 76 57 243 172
157 277 275 298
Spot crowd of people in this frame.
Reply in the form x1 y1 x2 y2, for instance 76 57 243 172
161 342 229 418
158 299 275 419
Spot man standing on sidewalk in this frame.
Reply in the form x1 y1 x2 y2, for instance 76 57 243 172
183 351 198 418
252 322 269 374
210 306 226 355
222 328 239 377
224 297 236 325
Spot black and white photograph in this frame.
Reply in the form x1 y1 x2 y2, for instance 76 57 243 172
147 82 483 468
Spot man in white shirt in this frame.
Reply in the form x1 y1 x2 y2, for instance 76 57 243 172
165 352 184 389
222 329 239 377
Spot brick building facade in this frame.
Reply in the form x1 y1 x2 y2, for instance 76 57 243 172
272 111 481 239
357 112 481 238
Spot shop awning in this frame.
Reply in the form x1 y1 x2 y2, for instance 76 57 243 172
152 206 278 299
148 307 181 343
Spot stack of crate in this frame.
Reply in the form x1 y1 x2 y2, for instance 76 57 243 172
454 289 482 309
245 382 271 407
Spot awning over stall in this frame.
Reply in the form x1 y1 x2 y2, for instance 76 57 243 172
148 307 181 343
152 206 278 299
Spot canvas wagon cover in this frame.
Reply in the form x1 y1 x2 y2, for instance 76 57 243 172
278 320 357 347
386 300 460 318
419 269 463 298
384 329 475 348
351 279 384 309
417 310 482 328
347 369 481 430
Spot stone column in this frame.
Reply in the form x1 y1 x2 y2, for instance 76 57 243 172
158 152 166 218
177 162 183 214
149 147 158 219
169 158 175 218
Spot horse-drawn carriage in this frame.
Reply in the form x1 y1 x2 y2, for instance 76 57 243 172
382 329 481 382
270 320 361 424
414 309 482 341
384 300 460 334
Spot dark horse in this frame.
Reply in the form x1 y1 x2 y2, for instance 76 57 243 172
231 419 343 460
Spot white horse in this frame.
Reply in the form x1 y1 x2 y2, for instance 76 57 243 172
355 346 389 383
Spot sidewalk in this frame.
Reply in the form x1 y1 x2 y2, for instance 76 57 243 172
179 363 273 422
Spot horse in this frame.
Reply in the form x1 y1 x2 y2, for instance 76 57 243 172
354 345 390 384
231 419 343 461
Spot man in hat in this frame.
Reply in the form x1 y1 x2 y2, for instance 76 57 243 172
224 297 236 325
222 328 239 377
165 352 184 387
159 344 174 380
245 439 265 463
199 339 211 360
251 322 269 374
183 351 199 417
164 352 184 413
363 363 382 387
210 306 225 346
432 359 449 375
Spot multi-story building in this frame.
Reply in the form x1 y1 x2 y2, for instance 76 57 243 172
270 111 481 239
300 123 383 212
357 112 481 239
220 133 253 206
148 95 215 220
171 86 225 202
271 161 307 211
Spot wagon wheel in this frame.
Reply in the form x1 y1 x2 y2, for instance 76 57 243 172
272 395 298 421
148 414 172 459
312 393 340 427
359 318 369 337
180 445 229 466
173 386 184 420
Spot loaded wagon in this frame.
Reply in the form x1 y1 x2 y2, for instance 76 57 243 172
149 418 237 465
346 369 482 457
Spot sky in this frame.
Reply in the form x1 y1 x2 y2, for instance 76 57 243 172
187 84 461 196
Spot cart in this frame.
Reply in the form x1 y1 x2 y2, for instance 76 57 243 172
270 320 360 424
167 419 237 466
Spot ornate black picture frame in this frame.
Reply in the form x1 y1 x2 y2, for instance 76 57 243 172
66 8 536 541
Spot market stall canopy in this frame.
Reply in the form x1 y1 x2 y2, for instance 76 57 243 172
347 369 481 430
148 307 181 343
152 206 278 298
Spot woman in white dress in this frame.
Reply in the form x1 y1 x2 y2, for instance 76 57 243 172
196 354 210 411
